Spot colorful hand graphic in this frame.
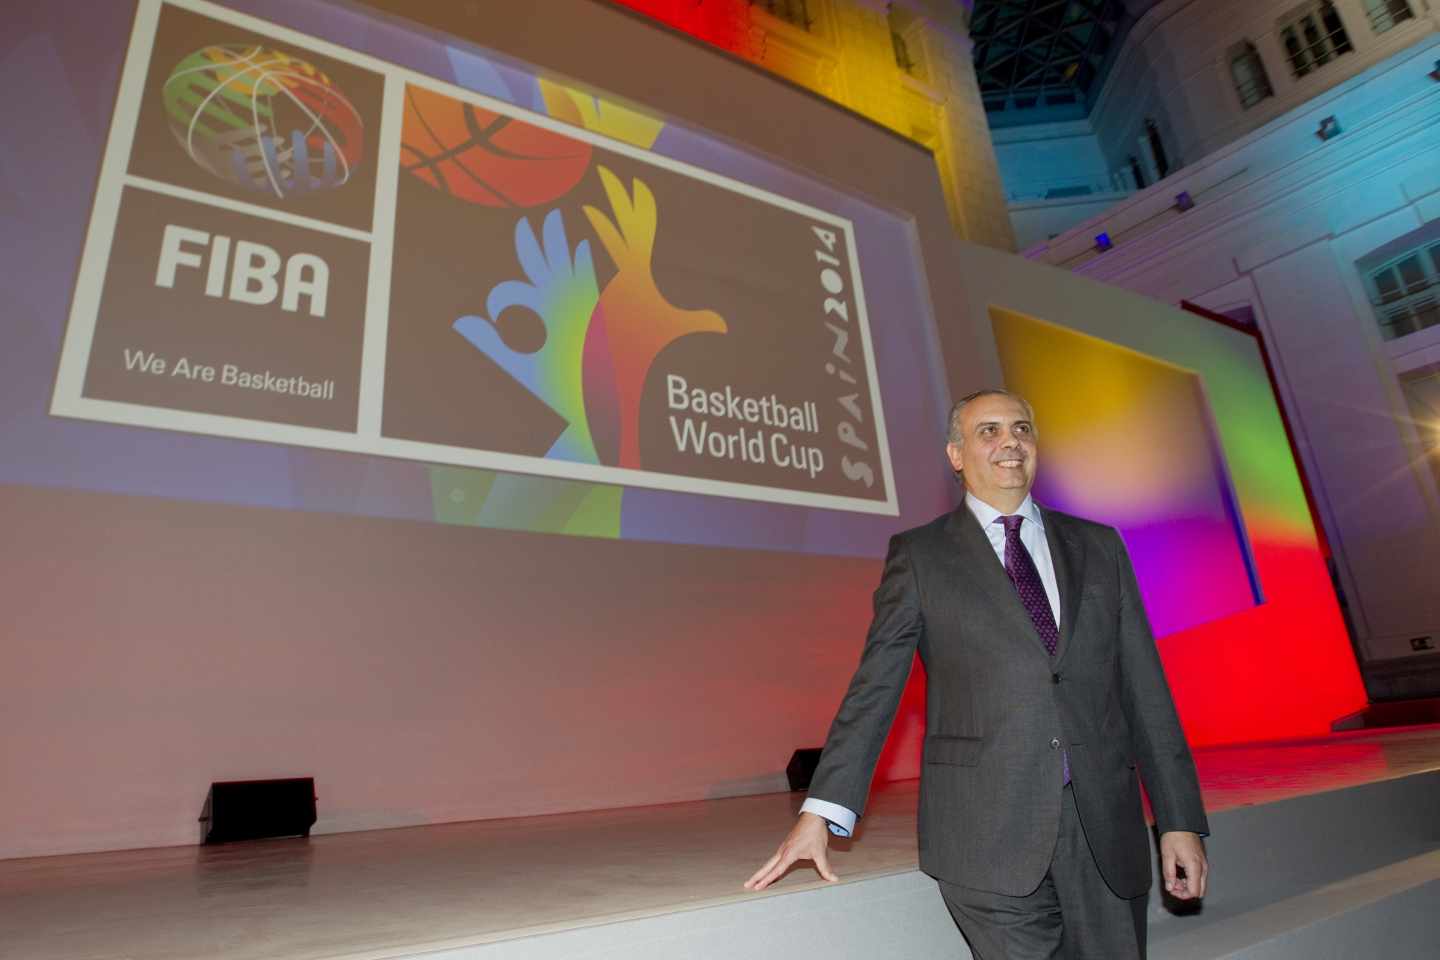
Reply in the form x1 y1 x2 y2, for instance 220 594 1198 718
454 208 601 463
582 165 728 469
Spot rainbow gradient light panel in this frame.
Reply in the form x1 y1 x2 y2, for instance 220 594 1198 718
990 307 1364 744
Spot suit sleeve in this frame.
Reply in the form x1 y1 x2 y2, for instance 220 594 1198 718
1112 529 1210 837
804 533 925 822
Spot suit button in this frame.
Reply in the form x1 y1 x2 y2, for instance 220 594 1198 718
1052 673 1060 684
1050 738 1061 750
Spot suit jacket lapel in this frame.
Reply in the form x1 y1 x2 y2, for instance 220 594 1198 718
943 506 1052 660
1040 506 1083 668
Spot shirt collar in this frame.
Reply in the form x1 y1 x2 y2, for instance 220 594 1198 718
965 492 1043 531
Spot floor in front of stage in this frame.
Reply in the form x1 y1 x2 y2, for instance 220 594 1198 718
3 725 1439 960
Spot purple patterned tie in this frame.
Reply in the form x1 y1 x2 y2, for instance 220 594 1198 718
997 515 1059 656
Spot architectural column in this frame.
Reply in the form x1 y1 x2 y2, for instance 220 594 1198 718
892 0 1016 250
828 0 903 124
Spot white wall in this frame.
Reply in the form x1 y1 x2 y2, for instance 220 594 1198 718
1025 33 1440 666
1008 193 1132 251
1090 0 1440 179
994 0 1440 242
991 120 1130 248
991 120 1117 200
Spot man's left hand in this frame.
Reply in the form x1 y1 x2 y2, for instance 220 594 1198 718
1159 831 1208 900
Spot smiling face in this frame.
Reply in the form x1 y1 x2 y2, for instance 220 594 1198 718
945 392 1038 514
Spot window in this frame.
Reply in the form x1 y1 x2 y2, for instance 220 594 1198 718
1278 1 1353 78
891 27 915 73
1144 118 1171 179
1366 241 1440 340
888 6 921 76
1228 41 1274 109
752 0 812 31
1128 155 1147 190
1362 0 1414 35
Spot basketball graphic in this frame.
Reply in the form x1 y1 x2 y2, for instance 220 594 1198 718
162 44 364 198
401 85 592 207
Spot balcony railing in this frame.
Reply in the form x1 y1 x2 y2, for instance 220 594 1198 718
1374 275 1440 340
1365 1 1414 35
1006 174 1132 203
1280 5 1354 78
1234 73 1274 109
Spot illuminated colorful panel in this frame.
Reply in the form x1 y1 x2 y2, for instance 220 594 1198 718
985 302 1365 744
991 308 1259 637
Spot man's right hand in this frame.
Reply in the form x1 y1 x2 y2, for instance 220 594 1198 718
743 811 838 891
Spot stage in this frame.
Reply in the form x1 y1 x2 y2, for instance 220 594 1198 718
3 726 1439 960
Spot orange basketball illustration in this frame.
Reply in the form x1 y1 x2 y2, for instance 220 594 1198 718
401 85 592 207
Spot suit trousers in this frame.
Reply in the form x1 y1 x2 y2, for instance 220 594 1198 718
937 786 1148 960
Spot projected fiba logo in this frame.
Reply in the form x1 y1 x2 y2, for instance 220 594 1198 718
162 44 364 197
378 80 893 510
56 0 895 516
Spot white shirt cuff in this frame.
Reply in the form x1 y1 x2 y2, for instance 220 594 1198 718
800 798 856 838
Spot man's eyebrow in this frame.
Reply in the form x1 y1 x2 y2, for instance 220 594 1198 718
973 418 1033 431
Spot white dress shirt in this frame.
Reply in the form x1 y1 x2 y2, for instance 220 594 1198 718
800 493 1062 838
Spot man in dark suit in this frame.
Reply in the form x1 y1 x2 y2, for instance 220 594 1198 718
746 390 1209 959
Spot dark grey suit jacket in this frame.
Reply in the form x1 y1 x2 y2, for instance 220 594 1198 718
807 504 1208 898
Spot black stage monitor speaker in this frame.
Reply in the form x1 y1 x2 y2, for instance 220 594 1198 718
786 748 823 792
200 777 317 844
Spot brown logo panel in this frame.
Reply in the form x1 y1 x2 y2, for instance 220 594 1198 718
82 187 367 432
